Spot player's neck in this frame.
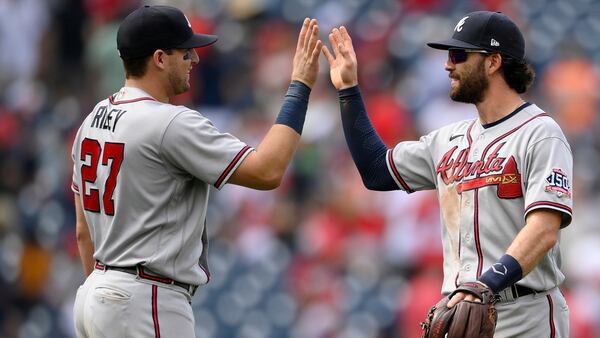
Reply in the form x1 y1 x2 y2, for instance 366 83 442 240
475 84 524 126
124 77 170 103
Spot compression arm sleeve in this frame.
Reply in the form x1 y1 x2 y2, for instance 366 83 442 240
339 86 397 191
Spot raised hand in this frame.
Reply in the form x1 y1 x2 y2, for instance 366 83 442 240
322 26 358 90
291 18 322 88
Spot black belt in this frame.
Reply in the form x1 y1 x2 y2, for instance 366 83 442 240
510 284 538 298
495 284 542 303
95 261 198 296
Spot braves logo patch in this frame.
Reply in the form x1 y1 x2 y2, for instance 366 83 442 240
545 168 571 198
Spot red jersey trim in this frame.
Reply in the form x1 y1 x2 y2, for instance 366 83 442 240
525 201 572 215
108 95 156 105
214 145 252 189
199 265 211 283
152 285 161 338
387 150 414 193
466 121 475 147
474 190 484 277
138 266 174 284
479 113 549 165
547 294 556 338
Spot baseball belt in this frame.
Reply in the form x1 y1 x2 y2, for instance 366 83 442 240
95 261 198 296
495 284 542 303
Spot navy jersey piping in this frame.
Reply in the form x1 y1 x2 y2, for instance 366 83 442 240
481 102 531 129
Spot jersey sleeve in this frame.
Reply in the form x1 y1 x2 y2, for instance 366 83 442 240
523 137 573 227
71 127 82 194
387 132 437 192
160 110 254 190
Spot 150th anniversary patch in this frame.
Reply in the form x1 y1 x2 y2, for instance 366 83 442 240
545 168 571 198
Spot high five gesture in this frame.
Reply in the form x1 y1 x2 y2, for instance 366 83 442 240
322 26 358 90
291 18 322 88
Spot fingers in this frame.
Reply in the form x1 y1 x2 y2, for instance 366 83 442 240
311 40 323 63
297 19 320 59
322 45 334 65
328 26 354 60
447 292 466 308
465 294 479 302
305 19 321 65
296 18 310 52
306 20 319 52
304 19 318 51
339 26 352 44
447 292 481 308
329 28 341 57
305 24 352 59
323 25 358 90
338 41 351 60
340 26 353 53
291 18 321 88
338 26 354 61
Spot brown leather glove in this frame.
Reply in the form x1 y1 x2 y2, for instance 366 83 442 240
421 282 498 338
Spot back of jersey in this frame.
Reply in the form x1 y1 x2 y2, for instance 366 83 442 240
71 87 251 284
71 87 184 265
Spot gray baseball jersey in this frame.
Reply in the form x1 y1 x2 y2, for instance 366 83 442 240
71 87 253 286
386 102 573 294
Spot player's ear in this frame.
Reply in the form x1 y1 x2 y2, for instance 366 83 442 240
152 50 168 70
486 53 502 75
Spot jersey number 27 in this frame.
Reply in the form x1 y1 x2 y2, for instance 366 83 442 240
80 138 124 215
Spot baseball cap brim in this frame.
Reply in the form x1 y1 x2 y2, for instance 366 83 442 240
176 33 218 49
427 38 483 51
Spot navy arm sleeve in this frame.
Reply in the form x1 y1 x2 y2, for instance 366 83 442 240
339 86 397 191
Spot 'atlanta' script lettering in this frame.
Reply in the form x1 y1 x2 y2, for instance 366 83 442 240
436 143 507 185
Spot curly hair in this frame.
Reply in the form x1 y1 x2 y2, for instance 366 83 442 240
500 57 535 94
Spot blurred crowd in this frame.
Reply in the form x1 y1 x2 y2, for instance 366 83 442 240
1 0 600 337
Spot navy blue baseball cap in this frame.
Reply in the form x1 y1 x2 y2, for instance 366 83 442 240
117 5 218 60
427 11 525 62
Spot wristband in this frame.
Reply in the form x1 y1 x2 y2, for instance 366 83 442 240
275 80 311 134
478 254 523 294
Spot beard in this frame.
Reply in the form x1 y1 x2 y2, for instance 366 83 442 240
449 58 489 104
167 68 190 96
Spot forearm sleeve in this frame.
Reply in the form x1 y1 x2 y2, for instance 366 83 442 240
339 86 397 191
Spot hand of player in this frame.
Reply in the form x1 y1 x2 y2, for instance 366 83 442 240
291 18 322 89
447 281 489 308
322 26 358 90
447 291 481 308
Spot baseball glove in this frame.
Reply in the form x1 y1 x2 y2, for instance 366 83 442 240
421 282 498 338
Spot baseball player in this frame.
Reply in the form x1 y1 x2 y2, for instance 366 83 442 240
71 5 322 337
323 11 572 337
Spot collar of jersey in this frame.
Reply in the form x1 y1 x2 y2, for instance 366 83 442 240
109 87 157 105
481 102 531 129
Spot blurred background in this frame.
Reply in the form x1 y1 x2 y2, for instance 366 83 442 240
1 0 600 337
